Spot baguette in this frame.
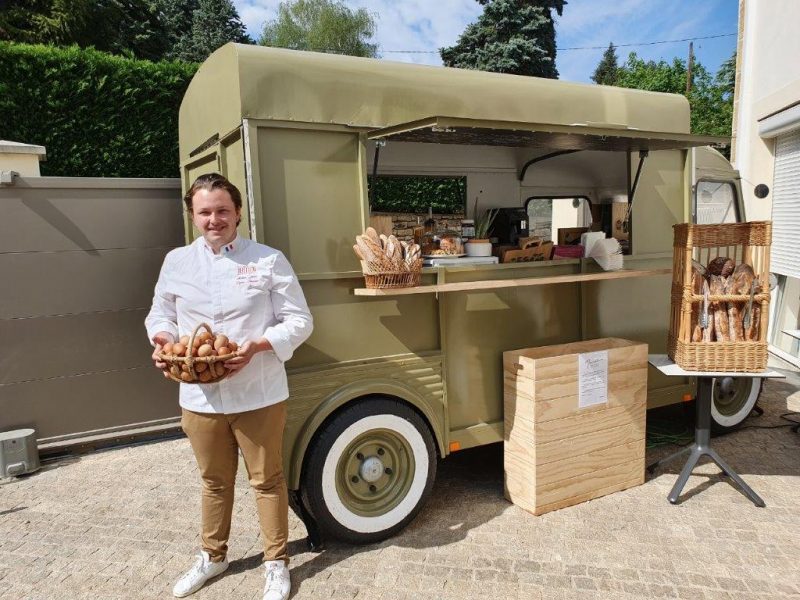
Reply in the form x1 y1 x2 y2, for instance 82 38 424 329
691 261 706 342
744 278 761 341
702 279 715 342
710 275 730 342
365 227 380 245
727 264 754 342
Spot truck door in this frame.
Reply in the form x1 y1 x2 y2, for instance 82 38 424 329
180 126 249 244
692 146 745 224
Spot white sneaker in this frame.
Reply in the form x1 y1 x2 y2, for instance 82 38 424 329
173 550 229 598
263 560 290 600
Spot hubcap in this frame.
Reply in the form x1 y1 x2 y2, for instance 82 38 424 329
359 456 384 483
713 377 750 417
336 429 415 518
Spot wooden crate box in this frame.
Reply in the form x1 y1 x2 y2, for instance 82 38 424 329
503 338 647 516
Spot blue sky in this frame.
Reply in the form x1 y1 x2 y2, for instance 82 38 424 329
233 0 739 83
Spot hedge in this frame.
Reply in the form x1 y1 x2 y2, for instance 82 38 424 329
0 42 197 177
369 175 466 214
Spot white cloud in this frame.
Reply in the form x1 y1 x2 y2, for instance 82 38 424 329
232 0 480 64
232 0 737 80
236 0 283 38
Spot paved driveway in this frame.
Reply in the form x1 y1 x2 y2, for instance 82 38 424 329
2 370 799 600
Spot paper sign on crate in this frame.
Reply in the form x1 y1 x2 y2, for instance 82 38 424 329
578 350 608 409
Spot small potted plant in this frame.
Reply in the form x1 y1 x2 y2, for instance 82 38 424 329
465 198 497 257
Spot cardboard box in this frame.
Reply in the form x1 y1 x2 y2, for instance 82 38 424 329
503 338 647 516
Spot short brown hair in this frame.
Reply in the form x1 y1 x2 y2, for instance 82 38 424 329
183 173 243 212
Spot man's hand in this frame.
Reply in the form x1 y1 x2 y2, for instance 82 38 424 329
151 331 175 370
224 338 273 376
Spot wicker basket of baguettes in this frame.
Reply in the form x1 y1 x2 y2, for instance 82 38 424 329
353 228 423 289
667 221 771 372
158 322 239 383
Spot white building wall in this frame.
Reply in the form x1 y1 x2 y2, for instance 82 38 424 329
733 0 800 362
734 0 800 219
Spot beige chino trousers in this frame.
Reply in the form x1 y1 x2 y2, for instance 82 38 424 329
181 402 289 564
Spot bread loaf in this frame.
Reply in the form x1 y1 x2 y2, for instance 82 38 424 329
745 277 761 341
691 261 706 342
727 264 754 342
709 275 730 342
708 256 735 277
746 303 761 341
702 279 714 342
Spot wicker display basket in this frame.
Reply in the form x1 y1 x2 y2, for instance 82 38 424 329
360 259 422 289
158 322 237 383
667 221 772 372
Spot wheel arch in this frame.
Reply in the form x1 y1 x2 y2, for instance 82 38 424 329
287 379 446 489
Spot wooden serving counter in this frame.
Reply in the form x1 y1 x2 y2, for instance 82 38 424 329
353 257 671 296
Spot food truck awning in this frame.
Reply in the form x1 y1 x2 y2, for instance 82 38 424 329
367 116 729 152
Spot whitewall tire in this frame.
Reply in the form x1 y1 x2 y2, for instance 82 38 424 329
711 377 762 433
301 398 437 544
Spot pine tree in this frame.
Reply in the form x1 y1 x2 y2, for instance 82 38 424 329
172 0 252 63
591 42 618 85
440 0 566 79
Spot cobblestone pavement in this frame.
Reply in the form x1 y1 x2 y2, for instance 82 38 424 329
2 366 800 600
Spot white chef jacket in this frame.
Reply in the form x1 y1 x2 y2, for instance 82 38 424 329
145 234 313 414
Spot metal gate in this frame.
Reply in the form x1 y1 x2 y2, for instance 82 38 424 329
0 176 184 450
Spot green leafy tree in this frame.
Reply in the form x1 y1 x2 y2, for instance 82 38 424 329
612 51 735 154
0 0 170 61
260 0 377 57
591 42 618 85
0 0 252 62
172 0 252 62
151 0 197 59
716 51 736 98
440 0 566 78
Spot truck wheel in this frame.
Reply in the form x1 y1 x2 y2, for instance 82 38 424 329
301 398 437 544
711 377 762 434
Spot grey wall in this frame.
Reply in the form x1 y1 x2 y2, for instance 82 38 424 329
0 177 184 445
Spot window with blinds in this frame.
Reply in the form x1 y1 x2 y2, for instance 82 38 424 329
771 129 800 279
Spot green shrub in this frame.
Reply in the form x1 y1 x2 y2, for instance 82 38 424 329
0 42 197 177
369 175 466 214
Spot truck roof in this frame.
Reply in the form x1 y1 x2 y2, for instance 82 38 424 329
179 43 691 160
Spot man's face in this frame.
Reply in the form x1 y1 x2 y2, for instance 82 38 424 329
191 187 240 249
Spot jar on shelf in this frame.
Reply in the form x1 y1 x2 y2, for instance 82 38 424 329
420 230 439 256
436 229 464 256
461 219 475 241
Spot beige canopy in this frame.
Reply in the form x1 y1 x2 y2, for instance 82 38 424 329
180 44 696 159
368 116 729 152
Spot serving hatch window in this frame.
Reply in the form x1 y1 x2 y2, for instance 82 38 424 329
694 180 739 225
525 196 592 242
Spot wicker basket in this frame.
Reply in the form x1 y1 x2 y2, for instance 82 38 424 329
360 259 422 289
667 221 772 372
158 322 237 384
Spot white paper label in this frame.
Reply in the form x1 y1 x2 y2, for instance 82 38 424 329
578 350 608 409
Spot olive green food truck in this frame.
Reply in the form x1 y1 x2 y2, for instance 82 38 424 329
179 44 758 544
